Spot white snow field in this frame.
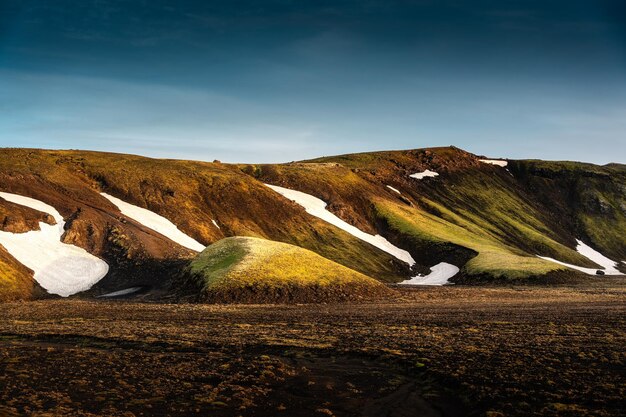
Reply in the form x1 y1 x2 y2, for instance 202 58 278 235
0 191 109 297
265 184 415 265
399 262 460 285
386 185 402 194
101 193 205 252
98 287 142 298
409 170 439 179
479 159 508 167
538 239 622 275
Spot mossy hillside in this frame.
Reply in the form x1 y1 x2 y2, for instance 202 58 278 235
0 149 408 301
0 146 622 299
246 147 487 236
60 150 409 282
511 160 626 261
249 147 609 280
373 199 564 279
189 237 393 302
246 162 384 234
410 169 598 268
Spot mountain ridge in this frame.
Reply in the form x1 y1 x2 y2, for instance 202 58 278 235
0 146 624 302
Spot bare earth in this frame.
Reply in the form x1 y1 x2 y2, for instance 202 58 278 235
1 281 625 417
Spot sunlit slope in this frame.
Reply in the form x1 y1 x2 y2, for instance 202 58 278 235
250 147 624 280
1 146 623 301
187 236 394 303
0 149 406 300
0 247 40 301
0 196 56 300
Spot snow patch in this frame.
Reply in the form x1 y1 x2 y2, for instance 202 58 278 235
265 184 415 265
211 219 220 229
409 170 439 180
101 193 205 252
98 287 142 298
479 159 508 167
399 262 459 286
386 185 402 195
265 184 461 285
538 239 622 275
0 191 109 297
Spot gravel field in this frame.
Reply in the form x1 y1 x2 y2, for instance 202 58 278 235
1 281 625 416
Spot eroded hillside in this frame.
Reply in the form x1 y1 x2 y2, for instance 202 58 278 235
0 149 406 300
0 147 624 301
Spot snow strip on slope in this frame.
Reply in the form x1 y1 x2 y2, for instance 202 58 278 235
386 185 402 194
479 159 508 167
101 193 205 252
399 262 459 285
98 287 142 298
265 184 461 285
409 170 439 179
0 192 109 297
538 239 622 275
211 219 220 229
265 184 415 265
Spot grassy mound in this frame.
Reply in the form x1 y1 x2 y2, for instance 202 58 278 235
188 236 395 303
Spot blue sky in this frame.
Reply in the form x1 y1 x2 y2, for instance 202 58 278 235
1 0 625 163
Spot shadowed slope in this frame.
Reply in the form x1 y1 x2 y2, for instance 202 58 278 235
511 160 626 263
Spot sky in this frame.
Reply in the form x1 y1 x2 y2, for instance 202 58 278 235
0 0 625 164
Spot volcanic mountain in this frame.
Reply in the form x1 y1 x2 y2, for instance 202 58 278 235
0 147 624 302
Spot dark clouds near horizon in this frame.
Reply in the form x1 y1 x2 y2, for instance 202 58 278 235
1 0 625 163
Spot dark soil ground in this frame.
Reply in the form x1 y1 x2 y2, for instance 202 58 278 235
0 280 625 417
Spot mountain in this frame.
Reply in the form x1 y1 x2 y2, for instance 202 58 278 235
0 147 624 302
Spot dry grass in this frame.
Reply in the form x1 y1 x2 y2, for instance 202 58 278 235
188 236 393 302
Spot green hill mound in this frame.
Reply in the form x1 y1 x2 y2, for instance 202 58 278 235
187 236 395 303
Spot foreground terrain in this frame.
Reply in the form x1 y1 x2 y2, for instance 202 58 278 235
1 282 624 417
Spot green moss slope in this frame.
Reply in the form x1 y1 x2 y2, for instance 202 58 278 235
511 160 626 262
188 236 394 303
252 147 622 281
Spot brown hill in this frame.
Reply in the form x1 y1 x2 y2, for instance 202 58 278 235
0 146 623 301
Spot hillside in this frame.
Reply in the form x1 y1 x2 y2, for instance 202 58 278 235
250 147 625 281
0 146 624 301
185 236 394 303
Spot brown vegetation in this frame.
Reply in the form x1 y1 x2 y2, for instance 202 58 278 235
0 281 624 416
